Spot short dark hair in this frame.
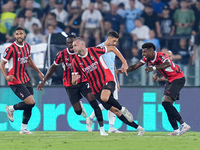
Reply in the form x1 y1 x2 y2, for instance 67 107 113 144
15 27 25 31
67 34 76 39
142 42 156 51
108 31 119 38
49 12 57 19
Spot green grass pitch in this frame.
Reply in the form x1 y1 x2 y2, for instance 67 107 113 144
0 131 199 150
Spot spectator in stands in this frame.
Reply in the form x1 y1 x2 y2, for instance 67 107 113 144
94 0 110 15
6 17 29 43
43 24 55 42
111 0 144 11
18 0 44 23
141 4 161 37
173 0 195 35
169 0 179 17
0 1 16 44
67 6 82 36
43 0 56 14
158 5 175 48
140 0 151 5
79 2 104 46
44 19 63 35
15 0 26 15
44 12 65 31
117 2 126 18
104 3 124 38
103 20 113 40
124 0 142 34
173 38 191 85
129 45 142 85
24 9 42 33
192 0 200 35
71 0 90 11
26 23 44 45
144 30 161 51
51 0 68 25
131 18 150 49
158 5 175 37
151 0 165 15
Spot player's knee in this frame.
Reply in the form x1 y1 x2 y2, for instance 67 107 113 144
100 95 109 102
75 110 82 115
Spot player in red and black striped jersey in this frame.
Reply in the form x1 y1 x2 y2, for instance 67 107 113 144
72 37 145 135
124 42 191 135
0 27 44 134
36 35 107 135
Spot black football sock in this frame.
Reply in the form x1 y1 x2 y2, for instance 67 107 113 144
162 101 180 130
14 102 33 110
89 100 103 127
75 110 82 115
107 96 122 110
22 104 35 124
119 115 138 129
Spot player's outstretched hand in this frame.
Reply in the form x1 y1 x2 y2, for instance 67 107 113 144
121 61 128 76
38 72 44 80
36 81 45 92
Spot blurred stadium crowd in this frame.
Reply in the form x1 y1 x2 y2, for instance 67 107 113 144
1 0 200 86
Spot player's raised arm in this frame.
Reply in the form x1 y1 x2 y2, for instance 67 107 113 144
106 46 128 76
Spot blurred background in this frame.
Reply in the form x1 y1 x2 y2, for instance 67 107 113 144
0 0 200 86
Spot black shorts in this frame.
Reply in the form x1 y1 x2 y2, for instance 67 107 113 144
94 81 115 110
10 81 33 100
164 77 185 101
65 82 92 105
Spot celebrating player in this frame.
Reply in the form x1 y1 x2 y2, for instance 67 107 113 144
0 27 44 134
122 42 190 135
71 37 145 136
36 34 107 136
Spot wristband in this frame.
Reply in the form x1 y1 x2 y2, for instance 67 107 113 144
152 66 156 71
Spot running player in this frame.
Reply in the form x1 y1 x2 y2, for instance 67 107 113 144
122 42 190 135
71 37 145 136
36 34 107 136
0 27 44 134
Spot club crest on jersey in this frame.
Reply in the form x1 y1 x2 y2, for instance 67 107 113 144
20 92 24 98
90 56 94 60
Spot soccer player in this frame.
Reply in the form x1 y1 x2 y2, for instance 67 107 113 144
36 34 107 136
123 42 190 135
86 31 122 133
0 27 44 134
71 37 145 136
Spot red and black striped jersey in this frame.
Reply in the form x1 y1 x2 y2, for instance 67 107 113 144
72 46 114 94
141 52 184 82
2 42 31 85
54 48 87 87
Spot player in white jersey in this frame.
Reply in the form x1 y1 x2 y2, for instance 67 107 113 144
86 31 122 133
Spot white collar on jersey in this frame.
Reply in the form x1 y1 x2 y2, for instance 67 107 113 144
151 51 157 63
14 41 24 47
67 48 75 55
78 48 88 58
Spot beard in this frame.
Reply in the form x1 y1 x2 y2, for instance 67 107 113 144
16 38 24 44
